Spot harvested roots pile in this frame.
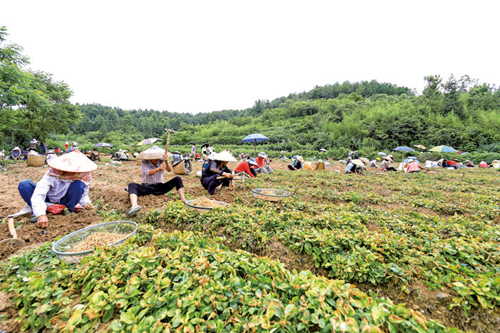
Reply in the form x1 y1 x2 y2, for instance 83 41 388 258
254 189 288 202
70 232 124 253
190 197 223 209
260 190 276 195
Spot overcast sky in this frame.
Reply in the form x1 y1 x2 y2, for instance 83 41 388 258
2 0 499 114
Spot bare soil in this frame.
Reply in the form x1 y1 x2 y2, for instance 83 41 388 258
1 159 499 332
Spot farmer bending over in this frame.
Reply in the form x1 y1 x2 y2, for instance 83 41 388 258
200 151 235 195
127 146 186 217
18 151 96 228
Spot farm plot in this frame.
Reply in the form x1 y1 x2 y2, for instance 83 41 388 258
1 162 500 332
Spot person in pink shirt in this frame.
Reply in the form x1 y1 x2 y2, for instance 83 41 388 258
255 152 274 174
405 159 429 173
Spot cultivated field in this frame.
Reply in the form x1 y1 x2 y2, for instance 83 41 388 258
1 159 499 332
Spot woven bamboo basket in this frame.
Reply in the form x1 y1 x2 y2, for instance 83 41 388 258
27 155 46 167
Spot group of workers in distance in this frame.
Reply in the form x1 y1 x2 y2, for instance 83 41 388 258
343 149 490 174
12 140 500 229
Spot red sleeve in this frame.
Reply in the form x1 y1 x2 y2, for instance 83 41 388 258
235 162 256 178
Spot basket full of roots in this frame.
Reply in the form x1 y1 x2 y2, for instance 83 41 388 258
52 221 137 263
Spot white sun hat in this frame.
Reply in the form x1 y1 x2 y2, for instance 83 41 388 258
213 150 237 162
258 151 267 158
48 151 98 173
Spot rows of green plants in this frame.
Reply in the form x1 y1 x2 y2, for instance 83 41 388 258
154 199 500 314
0 225 457 332
252 169 500 219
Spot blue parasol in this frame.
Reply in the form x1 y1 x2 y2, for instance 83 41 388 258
242 134 268 157
393 146 415 152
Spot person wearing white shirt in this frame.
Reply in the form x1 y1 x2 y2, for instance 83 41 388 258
17 151 97 228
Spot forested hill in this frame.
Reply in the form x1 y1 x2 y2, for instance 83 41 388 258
73 79 413 134
69 75 500 154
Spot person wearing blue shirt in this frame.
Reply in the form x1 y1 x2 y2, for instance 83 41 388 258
288 156 303 170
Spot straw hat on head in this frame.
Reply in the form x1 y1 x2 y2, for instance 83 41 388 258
352 159 364 167
360 157 369 164
172 151 181 155
213 150 237 162
137 145 171 160
208 152 217 160
48 151 98 173
297 156 304 162
384 156 393 162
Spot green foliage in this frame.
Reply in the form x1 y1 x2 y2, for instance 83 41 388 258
57 74 500 159
0 26 80 150
1 228 457 332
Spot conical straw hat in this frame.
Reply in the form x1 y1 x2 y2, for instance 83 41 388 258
137 145 172 160
48 151 98 173
213 150 237 162
352 159 365 167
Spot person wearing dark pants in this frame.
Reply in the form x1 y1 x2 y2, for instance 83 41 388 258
17 150 97 228
200 151 236 195
127 146 186 216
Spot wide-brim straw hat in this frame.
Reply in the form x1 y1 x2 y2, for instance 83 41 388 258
213 150 237 162
172 151 181 154
360 157 370 164
48 151 98 173
137 146 172 160
383 156 393 161
297 156 304 162
352 159 365 167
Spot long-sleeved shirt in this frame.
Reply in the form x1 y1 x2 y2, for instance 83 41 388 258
31 174 90 217
380 160 392 170
255 156 267 168
141 160 164 184
406 162 425 173
201 161 231 178
291 159 302 169
235 162 256 178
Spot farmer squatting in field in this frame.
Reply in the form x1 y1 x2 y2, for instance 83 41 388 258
17 151 96 228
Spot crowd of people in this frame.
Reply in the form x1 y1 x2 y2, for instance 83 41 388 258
6 138 500 229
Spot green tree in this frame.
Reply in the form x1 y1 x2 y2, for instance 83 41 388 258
1 26 79 144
